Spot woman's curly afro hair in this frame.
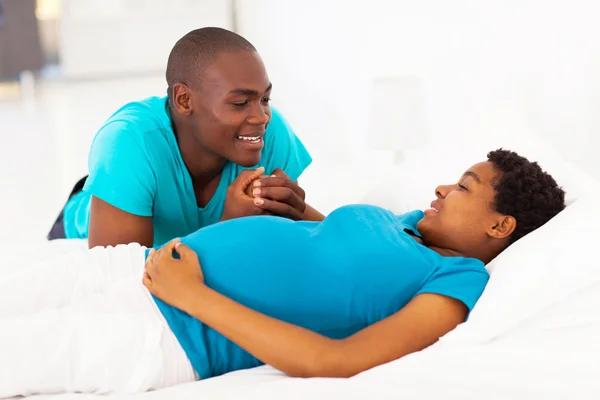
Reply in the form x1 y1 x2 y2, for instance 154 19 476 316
487 149 566 244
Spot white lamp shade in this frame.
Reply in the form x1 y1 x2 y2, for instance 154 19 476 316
367 76 430 151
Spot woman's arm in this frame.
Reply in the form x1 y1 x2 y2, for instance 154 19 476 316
143 240 468 378
183 286 466 378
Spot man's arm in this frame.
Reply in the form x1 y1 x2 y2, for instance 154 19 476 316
88 196 154 248
295 179 324 221
303 204 325 222
83 121 157 249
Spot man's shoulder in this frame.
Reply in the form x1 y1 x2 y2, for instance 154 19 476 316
92 96 173 151
100 95 171 135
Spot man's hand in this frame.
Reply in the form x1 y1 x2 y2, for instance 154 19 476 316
143 239 205 311
221 167 269 222
251 168 307 221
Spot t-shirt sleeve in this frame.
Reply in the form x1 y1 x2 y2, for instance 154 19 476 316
417 258 490 312
399 210 425 231
260 106 312 182
83 121 156 217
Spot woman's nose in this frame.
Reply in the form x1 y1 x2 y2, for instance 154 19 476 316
435 185 449 199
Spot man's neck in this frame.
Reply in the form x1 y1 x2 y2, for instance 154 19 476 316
174 120 227 185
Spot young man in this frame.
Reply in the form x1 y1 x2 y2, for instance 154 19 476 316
1 149 566 397
48 27 323 248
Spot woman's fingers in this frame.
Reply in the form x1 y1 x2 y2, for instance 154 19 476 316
142 271 152 288
174 243 199 264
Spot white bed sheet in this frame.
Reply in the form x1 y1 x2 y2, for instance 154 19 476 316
4 229 600 400
18 341 600 400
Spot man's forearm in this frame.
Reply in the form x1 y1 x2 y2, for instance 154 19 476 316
303 204 325 222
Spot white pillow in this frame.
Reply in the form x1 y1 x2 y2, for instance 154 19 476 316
443 195 600 344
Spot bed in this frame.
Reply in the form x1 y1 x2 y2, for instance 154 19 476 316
5 130 600 399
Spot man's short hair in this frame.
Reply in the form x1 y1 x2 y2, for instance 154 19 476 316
166 27 256 95
487 149 566 244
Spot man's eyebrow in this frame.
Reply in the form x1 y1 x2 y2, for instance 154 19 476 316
463 171 481 183
228 82 272 96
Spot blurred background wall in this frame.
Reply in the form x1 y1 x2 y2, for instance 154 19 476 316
1 0 599 240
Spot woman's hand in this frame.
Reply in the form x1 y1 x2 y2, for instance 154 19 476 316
142 239 205 312
221 167 269 221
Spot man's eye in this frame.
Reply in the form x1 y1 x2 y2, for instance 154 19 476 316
261 97 271 105
232 101 248 107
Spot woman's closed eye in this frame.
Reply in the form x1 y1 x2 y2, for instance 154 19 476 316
232 100 249 107
458 183 468 191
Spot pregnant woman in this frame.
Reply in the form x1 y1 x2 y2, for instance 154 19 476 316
0 149 565 397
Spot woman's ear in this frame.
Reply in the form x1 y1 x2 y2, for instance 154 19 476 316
488 215 516 239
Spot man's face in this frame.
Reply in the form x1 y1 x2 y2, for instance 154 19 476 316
417 161 506 251
189 50 272 167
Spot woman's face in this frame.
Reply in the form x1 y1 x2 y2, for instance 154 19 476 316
417 161 515 257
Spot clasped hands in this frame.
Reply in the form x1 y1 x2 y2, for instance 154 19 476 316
221 167 306 221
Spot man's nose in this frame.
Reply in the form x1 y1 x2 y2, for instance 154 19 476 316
248 104 270 125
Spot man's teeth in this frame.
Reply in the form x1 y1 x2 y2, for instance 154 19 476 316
238 136 261 142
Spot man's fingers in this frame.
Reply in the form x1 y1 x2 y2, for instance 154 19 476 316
253 169 292 187
253 176 305 200
233 167 265 191
271 168 287 178
253 176 289 188
174 243 199 264
253 187 304 211
254 197 304 220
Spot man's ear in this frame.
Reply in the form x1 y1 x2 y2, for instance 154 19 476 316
172 84 193 116
488 215 516 239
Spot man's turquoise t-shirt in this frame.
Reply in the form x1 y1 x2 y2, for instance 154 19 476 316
153 205 490 379
63 96 312 246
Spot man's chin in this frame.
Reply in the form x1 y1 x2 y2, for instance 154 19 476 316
232 154 262 168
